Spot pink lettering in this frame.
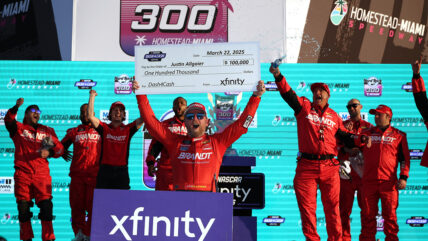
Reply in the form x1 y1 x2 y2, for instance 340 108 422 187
369 25 374 32
379 27 384 35
349 20 354 28
409 35 414 42
398 32 404 39
418 36 423 44
359 23 365 30
389 30 394 37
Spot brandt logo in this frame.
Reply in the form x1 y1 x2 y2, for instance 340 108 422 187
110 207 215 241
220 78 245 86
144 51 167 61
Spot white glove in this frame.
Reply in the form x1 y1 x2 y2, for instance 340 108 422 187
339 160 351 180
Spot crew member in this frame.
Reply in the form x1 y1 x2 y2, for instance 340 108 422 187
61 104 101 240
145 97 187 191
88 90 144 189
5 98 64 241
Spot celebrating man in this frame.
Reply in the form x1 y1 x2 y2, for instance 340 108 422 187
135 81 265 192
88 90 144 189
5 98 64 241
270 65 367 241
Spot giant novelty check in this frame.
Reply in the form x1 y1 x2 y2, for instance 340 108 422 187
134 42 260 94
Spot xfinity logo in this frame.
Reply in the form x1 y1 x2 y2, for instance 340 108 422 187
220 78 245 86
110 208 215 241
144 51 166 61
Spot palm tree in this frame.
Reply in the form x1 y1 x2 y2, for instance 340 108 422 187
335 0 347 15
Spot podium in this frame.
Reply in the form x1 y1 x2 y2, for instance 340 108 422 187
219 156 265 241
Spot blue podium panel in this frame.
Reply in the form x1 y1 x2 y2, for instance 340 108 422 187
91 189 233 241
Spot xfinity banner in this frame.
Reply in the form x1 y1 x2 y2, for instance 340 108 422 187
91 189 233 241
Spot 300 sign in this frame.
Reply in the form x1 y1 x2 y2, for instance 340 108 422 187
131 4 217 32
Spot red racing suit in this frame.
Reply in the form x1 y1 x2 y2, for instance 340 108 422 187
95 121 138 189
338 119 372 241
358 126 410 241
145 117 187 191
275 74 356 241
411 74 428 167
5 107 63 241
137 94 260 192
61 124 101 236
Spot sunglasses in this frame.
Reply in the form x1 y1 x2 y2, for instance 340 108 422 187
185 113 205 120
346 103 360 109
30 108 41 114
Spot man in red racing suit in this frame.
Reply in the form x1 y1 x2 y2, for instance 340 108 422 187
411 58 428 167
5 98 64 241
135 81 265 192
358 105 410 241
338 99 373 241
145 97 187 191
61 103 101 240
270 66 365 241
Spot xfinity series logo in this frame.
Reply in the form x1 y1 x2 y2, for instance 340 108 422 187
110 208 215 241
144 51 167 62
263 215 285 226
119 0 230 55
406 216 428 227
220 78 245 86
0 177 14 194
75 79 97 89
115 74 133 95
364 77 382 97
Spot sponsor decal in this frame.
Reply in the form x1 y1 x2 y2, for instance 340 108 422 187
219 78 245 86
272 182 294 194
114 74 133 94
402 82 412 92
295 81 350 93
406 217 428 227
238 149 282 157
0 177 14 194
243 115 253 129
391 117 425 127
6 78 61 89
218 173 265 209
377 212 384 231
265 81 278 91
1 213 56 224
75 79 97 89
262 215 285 226
364 77 382 97
0 109 7 125
339 112 368 121
306 114 337 129
272 115 296 127
120 0 231 55
410 149 423 160
144 51 167 61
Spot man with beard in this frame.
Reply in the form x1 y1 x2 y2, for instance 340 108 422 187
145 97 187 191
135 81 265 192
269 66 369 241
411 58 428 167
61 104 101 241
4 98 64 241
338 99 373 241
88 90 144 190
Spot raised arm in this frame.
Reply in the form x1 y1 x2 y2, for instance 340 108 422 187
87 90 100 128
270 66 304 114
411 58 428 122
5 98 24 137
